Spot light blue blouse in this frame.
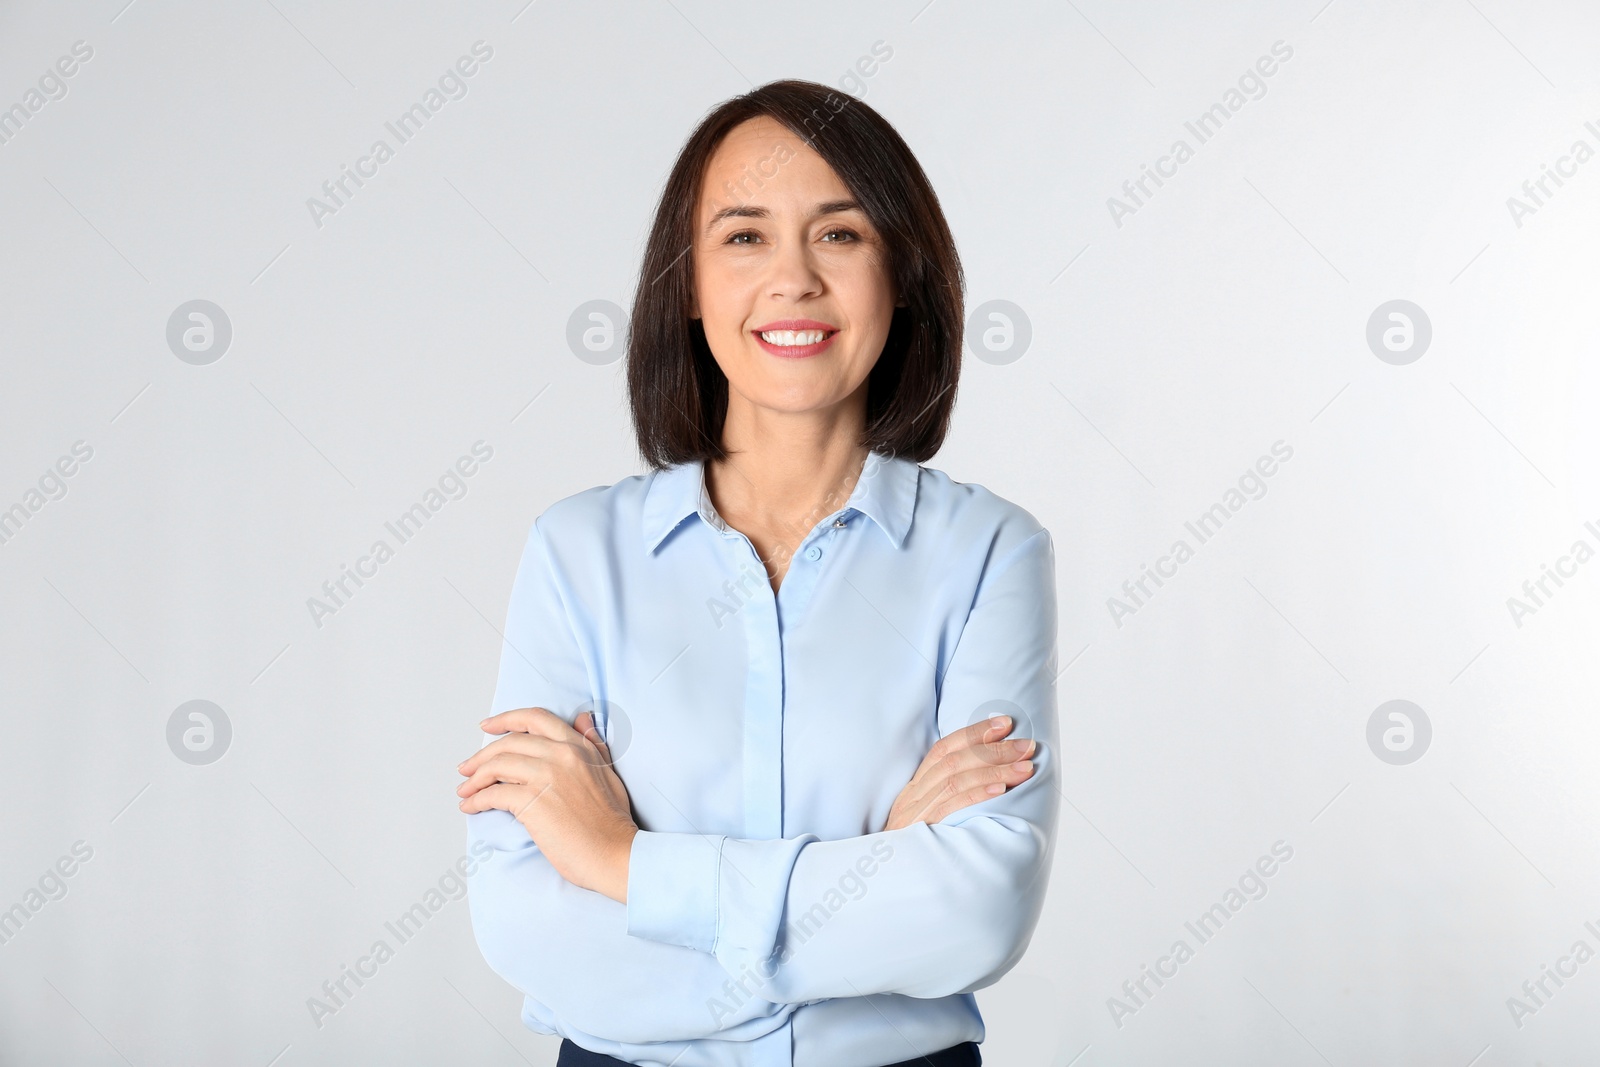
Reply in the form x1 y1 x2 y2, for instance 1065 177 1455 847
466 449 1059 1066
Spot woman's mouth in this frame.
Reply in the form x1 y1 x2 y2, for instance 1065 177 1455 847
752 323 839 358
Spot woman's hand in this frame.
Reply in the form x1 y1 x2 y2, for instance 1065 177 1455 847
457 707 638 903
882 714 1036 832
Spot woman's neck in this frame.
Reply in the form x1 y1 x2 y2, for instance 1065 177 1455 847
704 393 871 590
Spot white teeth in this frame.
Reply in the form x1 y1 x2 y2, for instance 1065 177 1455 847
759 329 828 346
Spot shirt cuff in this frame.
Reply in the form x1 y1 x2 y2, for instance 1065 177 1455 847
625 829 724 953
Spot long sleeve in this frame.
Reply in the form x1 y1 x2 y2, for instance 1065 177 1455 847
465 517 591 856
624 526 1060 1002
465 518 773 1045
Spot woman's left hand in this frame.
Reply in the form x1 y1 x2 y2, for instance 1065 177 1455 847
457 707 638 903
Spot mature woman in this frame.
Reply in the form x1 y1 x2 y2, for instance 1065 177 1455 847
458 79 1058 1067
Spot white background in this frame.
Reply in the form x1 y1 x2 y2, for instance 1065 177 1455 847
2 0 1598 1064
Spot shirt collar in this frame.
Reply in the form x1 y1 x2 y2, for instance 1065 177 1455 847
642 450 919 553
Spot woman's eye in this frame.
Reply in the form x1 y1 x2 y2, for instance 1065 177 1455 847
723 228 860 245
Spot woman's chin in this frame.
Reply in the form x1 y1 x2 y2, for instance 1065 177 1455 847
727 381 864 418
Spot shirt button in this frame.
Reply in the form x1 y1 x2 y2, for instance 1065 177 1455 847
804 545 823 562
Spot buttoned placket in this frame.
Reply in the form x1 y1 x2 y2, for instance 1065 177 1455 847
663 467 894 1065
696 501 854 845
692 503 854 1065
687 503 799 1067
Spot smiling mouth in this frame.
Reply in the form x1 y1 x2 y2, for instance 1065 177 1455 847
756 329 836 346
751 328 839 358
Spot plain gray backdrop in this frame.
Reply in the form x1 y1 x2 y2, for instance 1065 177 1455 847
3 0 1599 1064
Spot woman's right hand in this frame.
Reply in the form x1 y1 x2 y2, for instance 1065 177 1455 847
881 714 1037 831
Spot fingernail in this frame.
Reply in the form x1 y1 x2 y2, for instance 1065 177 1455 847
986 783 1006 795
989 715 1010 730
1011 760 1033 773
478 719 488 728
1012 739 1034 756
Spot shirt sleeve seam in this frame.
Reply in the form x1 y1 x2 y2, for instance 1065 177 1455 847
980 525 1051 591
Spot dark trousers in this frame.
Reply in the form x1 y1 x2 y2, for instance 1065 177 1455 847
557 1036 981 1066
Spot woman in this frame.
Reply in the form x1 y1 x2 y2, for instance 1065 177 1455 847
458 79 1058 1067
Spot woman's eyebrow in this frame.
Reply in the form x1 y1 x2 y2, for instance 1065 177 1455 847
812 198 863 217
703 199 865 233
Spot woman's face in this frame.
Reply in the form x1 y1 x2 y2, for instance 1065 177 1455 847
691 116 900 423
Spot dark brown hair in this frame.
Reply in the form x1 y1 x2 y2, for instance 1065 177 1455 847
626 79 964 470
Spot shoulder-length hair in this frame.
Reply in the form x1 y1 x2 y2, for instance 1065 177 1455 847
627 79 964 470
